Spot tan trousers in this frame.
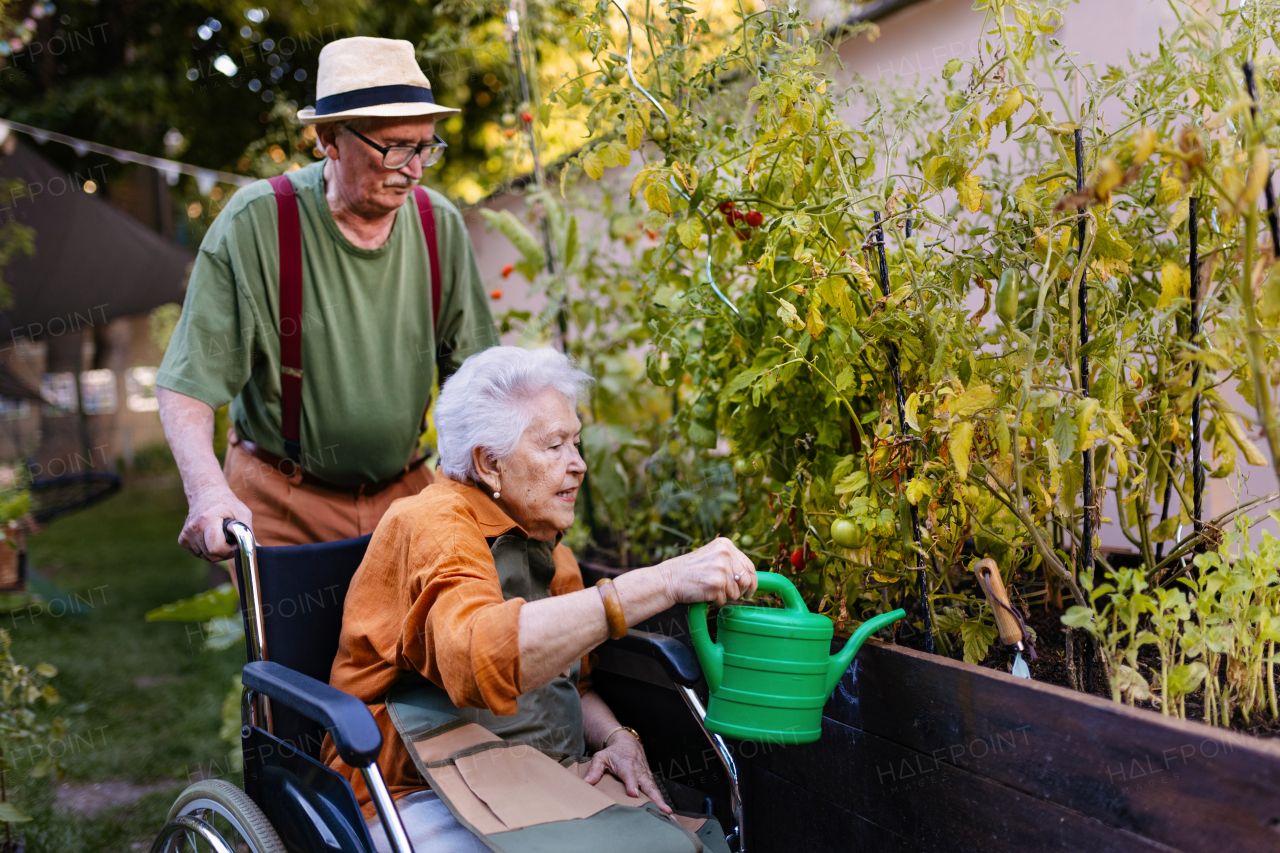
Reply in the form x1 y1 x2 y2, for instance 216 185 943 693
223 439 433 547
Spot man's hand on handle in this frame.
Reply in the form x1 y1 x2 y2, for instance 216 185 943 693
179 488 252 561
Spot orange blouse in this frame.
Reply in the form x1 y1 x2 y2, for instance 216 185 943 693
320 474 591 817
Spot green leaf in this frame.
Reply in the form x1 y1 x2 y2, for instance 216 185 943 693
479 209 546 270
1061 606 1095 629
942 58 963 79
1052 410 1079 457
145 583 238 623
204 616 245 651
960 619 997 664
0 802 31 823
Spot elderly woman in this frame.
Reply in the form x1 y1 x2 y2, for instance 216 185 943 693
323 346 756 853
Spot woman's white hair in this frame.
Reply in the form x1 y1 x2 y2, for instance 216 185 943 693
434 346 593 483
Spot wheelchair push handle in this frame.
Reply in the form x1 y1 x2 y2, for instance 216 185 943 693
224 518 252 547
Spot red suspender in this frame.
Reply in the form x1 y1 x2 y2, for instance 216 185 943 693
270 177 442 470
270 174 304 464
413 186 443 335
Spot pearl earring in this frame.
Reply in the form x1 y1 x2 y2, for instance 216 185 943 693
493 490 501 500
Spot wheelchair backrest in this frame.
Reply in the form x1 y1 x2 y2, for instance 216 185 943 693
235 535 371 758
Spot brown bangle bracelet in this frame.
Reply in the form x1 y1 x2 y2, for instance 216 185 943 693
595 578 627 640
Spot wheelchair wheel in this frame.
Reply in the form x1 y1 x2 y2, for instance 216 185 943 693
157 779 285 853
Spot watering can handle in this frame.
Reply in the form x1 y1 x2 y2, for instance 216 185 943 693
754 571 806 611
687 601 723 692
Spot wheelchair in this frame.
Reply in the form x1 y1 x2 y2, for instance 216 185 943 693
152 521 744 853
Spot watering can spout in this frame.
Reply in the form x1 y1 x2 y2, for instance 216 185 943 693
825 608 906 695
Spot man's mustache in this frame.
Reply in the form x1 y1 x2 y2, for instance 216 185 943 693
383 175 413 188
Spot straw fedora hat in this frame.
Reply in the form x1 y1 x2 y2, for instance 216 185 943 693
296 37 460 125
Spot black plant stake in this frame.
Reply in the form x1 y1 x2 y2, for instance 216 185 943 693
1243 62 1280 257
1189 197 1204 537
1154 197 1203 561
873 211 934 655
1075 129 1096 693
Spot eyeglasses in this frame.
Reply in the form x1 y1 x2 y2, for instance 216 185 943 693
343 126 448 170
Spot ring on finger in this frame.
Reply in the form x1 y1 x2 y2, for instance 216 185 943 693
734 573 741 581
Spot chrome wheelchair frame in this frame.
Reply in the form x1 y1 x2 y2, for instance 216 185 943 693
151 521 744 853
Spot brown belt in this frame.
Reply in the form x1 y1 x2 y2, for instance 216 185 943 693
239 439 426 496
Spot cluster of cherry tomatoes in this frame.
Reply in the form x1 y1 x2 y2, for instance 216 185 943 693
718 201 763 240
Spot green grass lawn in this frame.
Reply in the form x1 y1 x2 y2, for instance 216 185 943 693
11 479 242 852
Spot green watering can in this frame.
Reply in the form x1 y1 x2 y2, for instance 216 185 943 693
689 572 905 744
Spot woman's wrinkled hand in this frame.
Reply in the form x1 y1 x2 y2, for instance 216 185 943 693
660 537 757 606
581 731 671 814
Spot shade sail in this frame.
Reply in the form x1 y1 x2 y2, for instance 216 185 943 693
0 138 195 336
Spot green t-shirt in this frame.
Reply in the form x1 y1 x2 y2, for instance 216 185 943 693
157 161 498 486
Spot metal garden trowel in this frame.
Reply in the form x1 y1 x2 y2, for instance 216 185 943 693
972 558 1037 679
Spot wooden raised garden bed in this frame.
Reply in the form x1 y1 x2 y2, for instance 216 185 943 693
588 593 1280 853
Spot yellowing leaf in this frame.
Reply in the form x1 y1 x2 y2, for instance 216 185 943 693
848 260 878 293
676 217 704 250
629 167 650 200
789 100 815 136
1157 171 1185 207
626 111 644 150
1221 410 1268 466
1241 144 1270 209
947 384 997 417
904 392 921 432
644 179 672 214
1156 261 1189 308
1168 195 1190 232
983 88 1024 130
602 139 632 168
949 422 974 481
1133 127 1156 165
958 173 985 213
776 299 805 331
807 301 826 338
1260 264 1280 322
905 477 929 505
582 149 605 180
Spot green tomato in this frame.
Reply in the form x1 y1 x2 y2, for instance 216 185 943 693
830 518 864 549
651 123 669 141
610 65 627 82
996 268 1018 325
733 456 760 477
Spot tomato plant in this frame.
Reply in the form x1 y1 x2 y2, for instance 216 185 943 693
490 0 1280 720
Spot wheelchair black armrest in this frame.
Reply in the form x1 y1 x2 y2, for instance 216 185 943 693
606 629 703 687
242 660 382 768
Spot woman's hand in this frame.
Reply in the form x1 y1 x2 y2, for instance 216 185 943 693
659 537 757 606
581 730 672 814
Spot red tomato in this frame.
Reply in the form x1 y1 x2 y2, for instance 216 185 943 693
736 229 751 240
718 200 736 214
745 210 764 228
501 264 514 279
790 548 806 570
520 111 533 124
489 288 503 300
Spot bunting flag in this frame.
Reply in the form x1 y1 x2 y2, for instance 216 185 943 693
0 117 254 190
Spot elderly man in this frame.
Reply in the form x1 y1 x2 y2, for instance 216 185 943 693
158 37 497 561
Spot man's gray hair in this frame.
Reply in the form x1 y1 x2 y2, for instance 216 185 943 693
434 346 593 483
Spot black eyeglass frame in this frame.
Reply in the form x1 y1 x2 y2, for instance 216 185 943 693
343 126 448 169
